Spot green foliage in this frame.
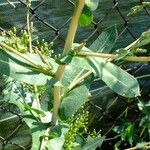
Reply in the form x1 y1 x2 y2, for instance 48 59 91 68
46 124 69 150
0 1 150 150
64 111 89 149
89 25 117 53
68 54 140 97
85 0 99 11
60 85 89 120
64 110 104 150
79 0 100 26
0 50 56 85
79 5 93 26
127 2 150 16
1 27 29 53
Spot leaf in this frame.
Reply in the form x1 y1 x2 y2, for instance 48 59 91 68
81 136 105 150
46 124 69 150
70 56 140 97
85 0 99 11
127 5 144 16
62 64 87 88
79 5 93 26
2 77 46 150
89 26 117 53
60 85 89 120
0 50 56 85
20 101 45 116
131 30 150 49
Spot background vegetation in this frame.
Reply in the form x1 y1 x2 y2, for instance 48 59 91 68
0 0 150 150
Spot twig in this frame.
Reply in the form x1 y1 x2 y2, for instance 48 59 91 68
26 0 32 53
125 142 150 150
77 51 150 62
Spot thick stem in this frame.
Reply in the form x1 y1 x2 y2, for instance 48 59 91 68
52 0 85 125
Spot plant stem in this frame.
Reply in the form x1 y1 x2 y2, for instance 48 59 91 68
26 0 32 53
68 71 92 91
52 0 85 125
77 51 150 62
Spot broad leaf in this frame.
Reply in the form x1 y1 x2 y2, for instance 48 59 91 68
70 56 140 97
46 124 69 150
0 50 56 85
60 85 89 120
89 26 117 53
85 0 99 11
81 136 105 150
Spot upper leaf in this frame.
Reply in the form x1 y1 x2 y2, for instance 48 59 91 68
79 5 93 26
85 0 99 11
89 26 117 53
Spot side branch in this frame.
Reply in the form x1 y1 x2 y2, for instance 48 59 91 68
77 51 150 62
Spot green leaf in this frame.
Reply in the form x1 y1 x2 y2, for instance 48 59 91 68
79 5 93 26
46 124 69 150
60 85 89 120
127 5 144 16
81 136 105 150
2 77 46 150
0 50 56 85
85 0 99 11
70 56 140 98
131 30 150 49
20 101 45 116
89 26 117 53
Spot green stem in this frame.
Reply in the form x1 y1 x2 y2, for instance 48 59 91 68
52 0 85 125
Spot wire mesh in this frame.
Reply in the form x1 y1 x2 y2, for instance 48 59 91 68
0 0 149 149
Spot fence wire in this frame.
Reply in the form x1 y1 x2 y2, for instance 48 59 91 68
0 0 150 149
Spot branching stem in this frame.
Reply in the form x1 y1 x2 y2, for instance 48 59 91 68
52 0 85 125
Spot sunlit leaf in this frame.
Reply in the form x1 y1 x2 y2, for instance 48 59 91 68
85 0 99 11
70 55 140 98
89 25 117 53
79 5 93 26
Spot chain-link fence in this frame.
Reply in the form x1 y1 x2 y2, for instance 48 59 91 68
0 0 150 149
